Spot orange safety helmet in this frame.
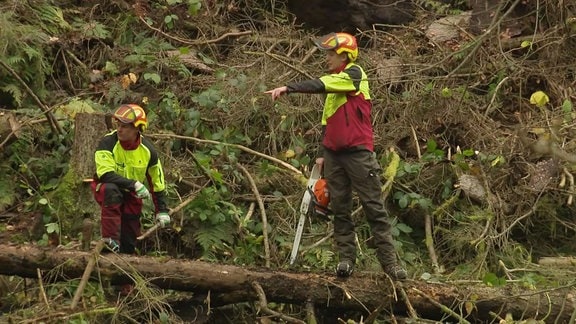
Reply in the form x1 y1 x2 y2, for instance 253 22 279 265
313 32 359 62
113 104 148 131
311 178 331 217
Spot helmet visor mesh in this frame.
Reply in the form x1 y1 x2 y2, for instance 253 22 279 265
313 33 340 50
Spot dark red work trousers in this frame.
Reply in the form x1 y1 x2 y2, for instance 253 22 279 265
91 182 143 254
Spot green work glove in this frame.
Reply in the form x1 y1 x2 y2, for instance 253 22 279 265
134 181 150 199
156 212 171 227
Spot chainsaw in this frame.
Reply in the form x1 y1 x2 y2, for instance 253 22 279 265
289 163 331 265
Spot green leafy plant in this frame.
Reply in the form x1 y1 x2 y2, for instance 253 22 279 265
562 99 573 122
72 20 110 39
144 72 161 84
31 3 71 34
302 248 335 270
482 272 507 287
0 10 51 106
184 186 240 259
232 232 265 265
393 191 434 210
45 221 59 235
35 197 59 246
194 222 236 261
166 0 202 15
422 139 445 162
452 148 475 171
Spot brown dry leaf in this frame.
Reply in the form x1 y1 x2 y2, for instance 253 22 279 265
120 73 138 89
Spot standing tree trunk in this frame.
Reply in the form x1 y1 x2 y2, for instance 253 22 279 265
51 112 110 239
70 112 109 180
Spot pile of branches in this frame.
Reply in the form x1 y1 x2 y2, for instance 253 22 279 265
2 0 576 281
184 0 576 273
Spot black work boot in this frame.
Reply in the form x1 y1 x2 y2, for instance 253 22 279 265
383 264 407 280
336 260 354 277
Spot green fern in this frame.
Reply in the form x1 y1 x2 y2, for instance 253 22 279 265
21 45 42 61
31 3 72 35
194 222 235 259
302 248 335 269
5 56 24 65
122 32 174 65
1 84 23 107
0 11 51 106
79 21 111 40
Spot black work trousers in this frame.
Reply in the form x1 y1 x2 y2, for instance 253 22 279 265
323 149 398 267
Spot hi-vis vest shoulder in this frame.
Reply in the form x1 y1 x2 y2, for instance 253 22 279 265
94 131 166 192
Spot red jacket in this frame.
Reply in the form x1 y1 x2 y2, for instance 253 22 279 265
287 62 374 152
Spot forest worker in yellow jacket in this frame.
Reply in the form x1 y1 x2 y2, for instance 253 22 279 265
265 32 407 280
92 104 170 254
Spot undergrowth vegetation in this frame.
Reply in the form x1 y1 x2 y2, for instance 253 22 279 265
0 0 576 322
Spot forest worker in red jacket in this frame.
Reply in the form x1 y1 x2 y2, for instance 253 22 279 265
265 32 407 280
92 104 170 254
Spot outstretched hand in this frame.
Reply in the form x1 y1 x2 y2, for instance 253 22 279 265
264 86 288 100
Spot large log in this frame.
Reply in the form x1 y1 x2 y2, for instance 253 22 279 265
0 243 574 323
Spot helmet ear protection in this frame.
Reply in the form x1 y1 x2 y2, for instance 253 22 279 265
313 32 359 62
113 104 148 131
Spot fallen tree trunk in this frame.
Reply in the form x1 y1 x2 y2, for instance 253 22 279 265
1 243 574 322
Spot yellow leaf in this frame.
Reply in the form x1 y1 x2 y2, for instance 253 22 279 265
529 127 546 135
567 17 576 32
295 174 307 186
464 301 475 314
383 149 400 179
529 91 549 107
284 149 295 159
128 72 138 84
490 156 505 167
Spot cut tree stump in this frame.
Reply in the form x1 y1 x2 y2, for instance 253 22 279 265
70 112 110 179
0 244 574 322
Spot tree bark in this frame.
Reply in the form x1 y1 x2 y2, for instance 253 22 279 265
0 243 574 323
70 112 110 179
